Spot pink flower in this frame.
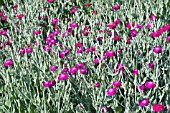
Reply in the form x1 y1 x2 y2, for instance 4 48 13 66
59 51 65 58
137 24 143 29
86 3 91 7
94 58 101 64
2 15 7 21
4 59 13 67
20 48 26 54
94 82 101 88
76 63 85 69
70 22 78 28
117 64 124 71
166 36 170 42
92 10 98 15
52 18 59 24
62 67 68 73
145 81 156 89
126 23 131 29
34 30 41 35
108 22 117 29
107 88 117 96
113 36 122 41
58 73 69 81
43 44 50 51
146 23 152 28
148 62 154 68
136 84 145 92
13 4 18 10
113 81 122 87
69 66 79 75
0 11 4 16
152 104 165 112
139 98 149 106
77 48 84 54
75 42 83 47
149 14 156 21
80 68 87 74
47 0 53 3
112 4 120 10
50 65 57 72
132 69 139 75
152 31 161 37
130 29 138 37
17 14 24 19
42 80 56 88
26 48 33 53
117 49 122 54
153 46 162 53
105 51 115 58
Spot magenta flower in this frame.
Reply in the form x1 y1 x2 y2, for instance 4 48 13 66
52 18 59 24
80 68 87 74
145 81 156 89
0 11 4 16
108 22 117 29
42 81 50 87
43 44 50 51
130 29 138 37
153 46 162 53
136 84 145 92
113 35 122 41
116 49 122 54
47 0 53 3
70 66 79 75
62 67 68 73
58 73 69 81
85 3 91 7
94 82 101 88
17 14 24 19
126 23 131 29
76 63 85 69
117 64 124 71
2 15 7 21
107 88 117 96
42 80 56 88
113 81 122 87
86 48 91 53
152 31 161 37
137 24 143 29
149 14 156 21
146 23 152 28
70 9 77 13
105 51 115 58
112 4 120 10
77 48 84 54
115 19 121 24
152 104 165 112
94 58 101 64
34 30 41 35
148 62 154 68
92 10 97 15
139 98 149 106
50 65 57 72
4 59 13 67
70 22 78 28
132 69 139 75
166 36 170 42
59 51 65 58
20 48 26 54
26 48 33 53
75 42 83 47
